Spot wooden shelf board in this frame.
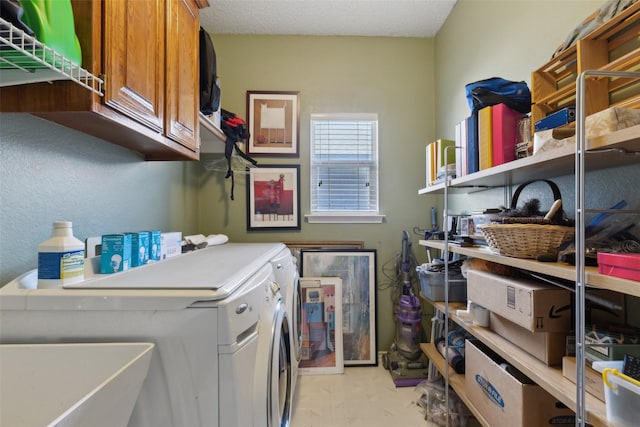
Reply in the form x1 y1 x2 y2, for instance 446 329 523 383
417 125 640 196
419 240 640 298
427 302 610 427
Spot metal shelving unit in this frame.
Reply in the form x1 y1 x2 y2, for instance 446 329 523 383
574 69 640 427
0 17 103 96
420 78 640 426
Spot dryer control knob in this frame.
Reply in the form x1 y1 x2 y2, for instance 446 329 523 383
235 303 249 314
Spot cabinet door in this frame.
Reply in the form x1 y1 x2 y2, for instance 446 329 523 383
165 0 200 151
103 0 165 133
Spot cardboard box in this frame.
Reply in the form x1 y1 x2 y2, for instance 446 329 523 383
465 339 576 427
100 234 131 274
160 232 182 260
467 269 571 333
127 232 150 267
562 357 605 402
490 312 567 366
146 230 162 261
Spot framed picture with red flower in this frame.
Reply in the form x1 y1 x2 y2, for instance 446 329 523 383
246 164 301 230
246 91 300 156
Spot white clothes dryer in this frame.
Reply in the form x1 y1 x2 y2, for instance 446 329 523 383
270 248 302 393
219 268 292 427
0 243 294 427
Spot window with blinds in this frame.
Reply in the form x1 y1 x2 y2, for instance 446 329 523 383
310 113 379 214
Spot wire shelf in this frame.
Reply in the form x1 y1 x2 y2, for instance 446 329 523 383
0 17 103 96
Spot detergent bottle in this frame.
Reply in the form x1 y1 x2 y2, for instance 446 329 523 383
37 221 84 289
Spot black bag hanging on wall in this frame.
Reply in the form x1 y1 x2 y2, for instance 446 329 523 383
199 27 221 115
465 77 531 115
220 109 258 200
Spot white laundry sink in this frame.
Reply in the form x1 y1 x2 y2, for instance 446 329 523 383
0 342 154 427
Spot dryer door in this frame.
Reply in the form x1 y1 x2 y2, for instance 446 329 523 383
269 300 293 427
293 275 302 364
270 250 302 366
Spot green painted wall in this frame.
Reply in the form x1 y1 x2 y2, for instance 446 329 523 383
0 114 200 285
434 0 603 139
196 35 439 349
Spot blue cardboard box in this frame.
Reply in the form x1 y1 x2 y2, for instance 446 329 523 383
145 230 162 261
100 234 132 274
128 232 150 267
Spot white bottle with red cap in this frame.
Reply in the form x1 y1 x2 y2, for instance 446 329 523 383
37 221 85 289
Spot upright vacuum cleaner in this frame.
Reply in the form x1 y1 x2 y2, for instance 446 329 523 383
382 231 430 386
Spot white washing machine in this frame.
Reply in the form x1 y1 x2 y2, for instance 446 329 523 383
270 248 302 393
0 243 294 427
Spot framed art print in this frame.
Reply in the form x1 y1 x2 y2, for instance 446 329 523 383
300 249 377 366
298 276 344 375
246 91 300 156
246 164 300 230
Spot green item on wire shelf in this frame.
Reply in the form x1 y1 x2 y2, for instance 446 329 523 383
17 0 82 67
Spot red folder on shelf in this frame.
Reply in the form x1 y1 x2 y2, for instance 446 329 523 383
492 103 526 166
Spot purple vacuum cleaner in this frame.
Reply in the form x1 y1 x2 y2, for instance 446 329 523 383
382 231 430 386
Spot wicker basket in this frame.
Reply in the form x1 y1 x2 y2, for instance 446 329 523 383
478 223 574 259
477 179 575 259
493 179 573 226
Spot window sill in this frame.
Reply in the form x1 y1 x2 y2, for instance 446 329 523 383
304 213 385 224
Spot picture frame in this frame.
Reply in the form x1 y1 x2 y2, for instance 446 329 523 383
246 91 300 156
300 249 377 366
283 241 364 270
298 276 344 375
246 165 301 230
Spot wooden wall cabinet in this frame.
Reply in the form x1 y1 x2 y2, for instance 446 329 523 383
0 0 208 161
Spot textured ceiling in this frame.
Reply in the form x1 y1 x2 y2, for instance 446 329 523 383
200 0 458 37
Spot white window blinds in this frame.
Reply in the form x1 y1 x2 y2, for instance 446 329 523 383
310 113 379 213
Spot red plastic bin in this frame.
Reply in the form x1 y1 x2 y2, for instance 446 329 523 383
597 252 640 281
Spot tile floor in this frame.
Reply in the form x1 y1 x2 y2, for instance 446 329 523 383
290 357 437 427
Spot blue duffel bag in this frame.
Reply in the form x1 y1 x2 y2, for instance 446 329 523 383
465 77 531 114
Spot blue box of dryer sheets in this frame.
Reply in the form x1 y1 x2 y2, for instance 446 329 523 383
100 234 132 274
128 231 150 267
146 230 162 261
